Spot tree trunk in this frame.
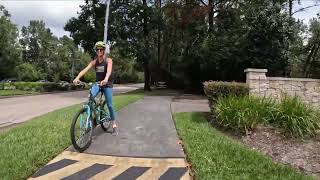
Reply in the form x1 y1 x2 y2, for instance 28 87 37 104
208 0 214 32
303 44 316 77
157 0 161 83
144 59 151 91
143 0 151 91
289 0 293 16
305 44 320 77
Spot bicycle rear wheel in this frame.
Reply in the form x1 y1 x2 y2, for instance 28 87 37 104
100 101 111 131
70 107 93 152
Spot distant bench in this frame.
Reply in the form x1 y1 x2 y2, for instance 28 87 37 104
156 81 167 89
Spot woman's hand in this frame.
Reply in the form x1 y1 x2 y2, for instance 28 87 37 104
73 78 80 85
100 79 108 86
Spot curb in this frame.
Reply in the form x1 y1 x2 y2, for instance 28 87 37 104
0 89 87 99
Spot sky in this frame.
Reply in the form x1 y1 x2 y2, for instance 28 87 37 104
0 0 319 38
292 0 320 23
0 0 85 37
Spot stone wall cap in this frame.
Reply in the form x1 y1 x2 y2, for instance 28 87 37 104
244 68 268 73
268 77 320 82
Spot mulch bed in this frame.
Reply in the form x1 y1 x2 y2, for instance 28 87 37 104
206 114 320 178
241 125 320 178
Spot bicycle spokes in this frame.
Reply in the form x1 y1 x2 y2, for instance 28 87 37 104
74 111 92 148
77 125 91 147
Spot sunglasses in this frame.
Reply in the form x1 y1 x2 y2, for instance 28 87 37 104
96 49 105 52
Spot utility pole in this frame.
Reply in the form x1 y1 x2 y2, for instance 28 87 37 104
70 52 74 82
71 59 74 82
100 0 111 56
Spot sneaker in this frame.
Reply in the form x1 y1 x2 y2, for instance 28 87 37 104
112 124 118 136
112 123 117 129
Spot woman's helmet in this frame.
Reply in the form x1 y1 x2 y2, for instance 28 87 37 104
94 41 106 49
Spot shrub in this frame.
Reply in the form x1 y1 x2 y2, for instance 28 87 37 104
215 96 275 133
214 95 320 137
83 71 95 83
137 72 144 83
203 81 249 106
115 71 142 84
13 82 42 91
42 83 60 92
2 82 45 92
15 63 41 82
273 95 320 137
0 82 86 92
70 84 77 90
2 83 16 90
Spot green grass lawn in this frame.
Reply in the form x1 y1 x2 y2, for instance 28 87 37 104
0 90 40 96
0 92 144 180
174 112 313 180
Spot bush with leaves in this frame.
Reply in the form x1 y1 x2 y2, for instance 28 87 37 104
83 70 95 83
15 63 41 82
214 95 320 138
215 96 275 134
273 96 320 137
203 81 249 106
0 82 85 92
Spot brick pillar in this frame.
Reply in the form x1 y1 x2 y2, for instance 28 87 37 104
244 68 268 96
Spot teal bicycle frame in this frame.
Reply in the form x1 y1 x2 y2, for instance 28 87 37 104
81 83 111 129
71 82 113 152
80 105 92 130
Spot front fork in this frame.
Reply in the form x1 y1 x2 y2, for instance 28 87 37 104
80 104 93 129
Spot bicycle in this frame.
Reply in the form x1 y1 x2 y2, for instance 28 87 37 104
70 82 112 152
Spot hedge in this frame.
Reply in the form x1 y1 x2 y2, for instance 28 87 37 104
0 82 83 92
203 81 249 106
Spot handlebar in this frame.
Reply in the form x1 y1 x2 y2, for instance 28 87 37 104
74 81 105 89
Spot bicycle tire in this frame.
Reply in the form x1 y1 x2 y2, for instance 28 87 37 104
70 107 93 152
100 101 111 131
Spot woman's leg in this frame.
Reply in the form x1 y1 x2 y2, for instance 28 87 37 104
90 84 100 98
90 84 100 125
104 87 116 126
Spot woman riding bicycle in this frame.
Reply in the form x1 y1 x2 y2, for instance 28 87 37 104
73 41 117 131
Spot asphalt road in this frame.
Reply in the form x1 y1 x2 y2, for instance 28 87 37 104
0 84 143 128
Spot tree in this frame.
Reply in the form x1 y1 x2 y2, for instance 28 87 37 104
0 5 20 79
159 0 302 90
64 0 320 92
302 15 320 78
15 63 41 81
19 21 90 82
64 0 107 56
65 0 156 89
242 1 296 76
20 20 58 80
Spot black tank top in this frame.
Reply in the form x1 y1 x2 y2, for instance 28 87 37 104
95 58 113 87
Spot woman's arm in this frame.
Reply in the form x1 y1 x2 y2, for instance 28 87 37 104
101 58 112 86
73 61 94 84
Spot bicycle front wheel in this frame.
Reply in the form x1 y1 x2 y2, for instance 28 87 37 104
70 107 93 152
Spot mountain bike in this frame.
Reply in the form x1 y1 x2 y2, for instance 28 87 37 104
70 82 112 152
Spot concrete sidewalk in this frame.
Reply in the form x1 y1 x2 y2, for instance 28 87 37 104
171 94 210 113
69 96 185 158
